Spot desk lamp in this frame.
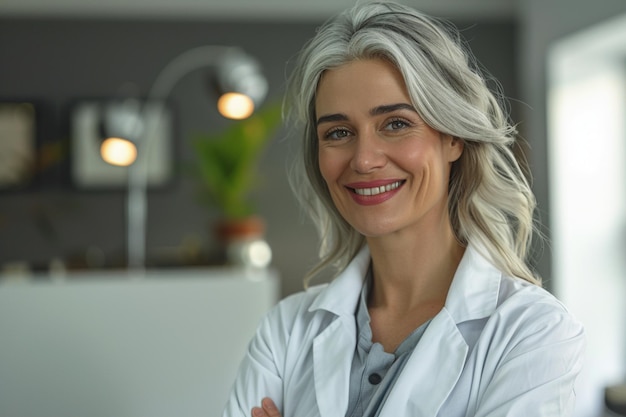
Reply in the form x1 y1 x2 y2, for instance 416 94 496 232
98 46 268 271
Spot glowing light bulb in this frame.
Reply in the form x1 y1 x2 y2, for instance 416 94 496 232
217 92 255 120
100 137 137 166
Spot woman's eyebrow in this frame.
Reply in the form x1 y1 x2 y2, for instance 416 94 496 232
316 103 416 126
316 113 348 126
370 103 417 115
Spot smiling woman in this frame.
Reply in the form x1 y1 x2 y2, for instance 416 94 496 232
222 2 585 417
315 59 463 241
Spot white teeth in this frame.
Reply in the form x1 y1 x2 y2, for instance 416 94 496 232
354 181 402 196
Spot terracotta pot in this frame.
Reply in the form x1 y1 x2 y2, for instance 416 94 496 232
214 216 266 243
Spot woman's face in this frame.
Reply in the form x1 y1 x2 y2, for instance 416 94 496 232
315 58 463 238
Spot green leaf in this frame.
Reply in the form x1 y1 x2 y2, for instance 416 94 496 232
189 100 283 219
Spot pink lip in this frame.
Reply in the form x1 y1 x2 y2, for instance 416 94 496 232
344 179 405 206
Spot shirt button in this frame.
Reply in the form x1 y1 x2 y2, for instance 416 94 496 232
368 373 382 385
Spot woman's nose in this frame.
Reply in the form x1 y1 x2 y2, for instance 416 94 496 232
349 134 387 174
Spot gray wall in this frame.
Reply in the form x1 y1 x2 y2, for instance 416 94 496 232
0 17 519 298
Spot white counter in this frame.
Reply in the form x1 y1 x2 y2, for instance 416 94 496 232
0 267 279 417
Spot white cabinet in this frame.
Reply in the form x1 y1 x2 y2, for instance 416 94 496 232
0 268 279 417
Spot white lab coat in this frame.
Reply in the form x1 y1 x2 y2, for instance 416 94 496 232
222 244 585 417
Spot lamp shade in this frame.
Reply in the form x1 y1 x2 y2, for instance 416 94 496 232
213 49 268 119
101 99 144 142
98 99 144 165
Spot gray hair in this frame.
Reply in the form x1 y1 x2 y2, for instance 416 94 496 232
285 1 541 286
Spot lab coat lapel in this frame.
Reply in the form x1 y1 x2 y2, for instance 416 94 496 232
313 315 356 417
379 310 468 417
309 246 369 417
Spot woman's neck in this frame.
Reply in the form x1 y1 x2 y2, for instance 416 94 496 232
366 220 465 314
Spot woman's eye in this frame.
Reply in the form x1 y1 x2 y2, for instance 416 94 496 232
384 119 410 131
325 128 351 140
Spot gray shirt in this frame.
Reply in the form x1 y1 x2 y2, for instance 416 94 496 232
346 274 431 417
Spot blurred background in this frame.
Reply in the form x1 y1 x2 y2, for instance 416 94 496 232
0 0 624 416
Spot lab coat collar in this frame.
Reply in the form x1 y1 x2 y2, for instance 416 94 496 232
308 242 502 417
444 243 502 324
308 245 370 316
308 242 501 324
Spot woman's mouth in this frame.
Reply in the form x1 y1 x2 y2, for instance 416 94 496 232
351 180 404 196
345 180 406 205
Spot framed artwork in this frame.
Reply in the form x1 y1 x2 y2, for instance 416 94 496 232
0 102 37 189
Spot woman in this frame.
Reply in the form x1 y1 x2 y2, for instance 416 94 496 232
223 2 585 416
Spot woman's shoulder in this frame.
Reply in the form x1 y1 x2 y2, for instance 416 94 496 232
274 284 328 314
491 274 584 345
497 274 569 314
262 283 332 330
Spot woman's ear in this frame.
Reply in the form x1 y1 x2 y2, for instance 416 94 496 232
445 135 464 162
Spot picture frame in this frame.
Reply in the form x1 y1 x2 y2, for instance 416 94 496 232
0 101 39 190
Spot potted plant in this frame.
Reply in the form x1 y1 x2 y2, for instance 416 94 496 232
189 101 283 265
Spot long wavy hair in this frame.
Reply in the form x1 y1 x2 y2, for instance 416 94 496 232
285 1 541 286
